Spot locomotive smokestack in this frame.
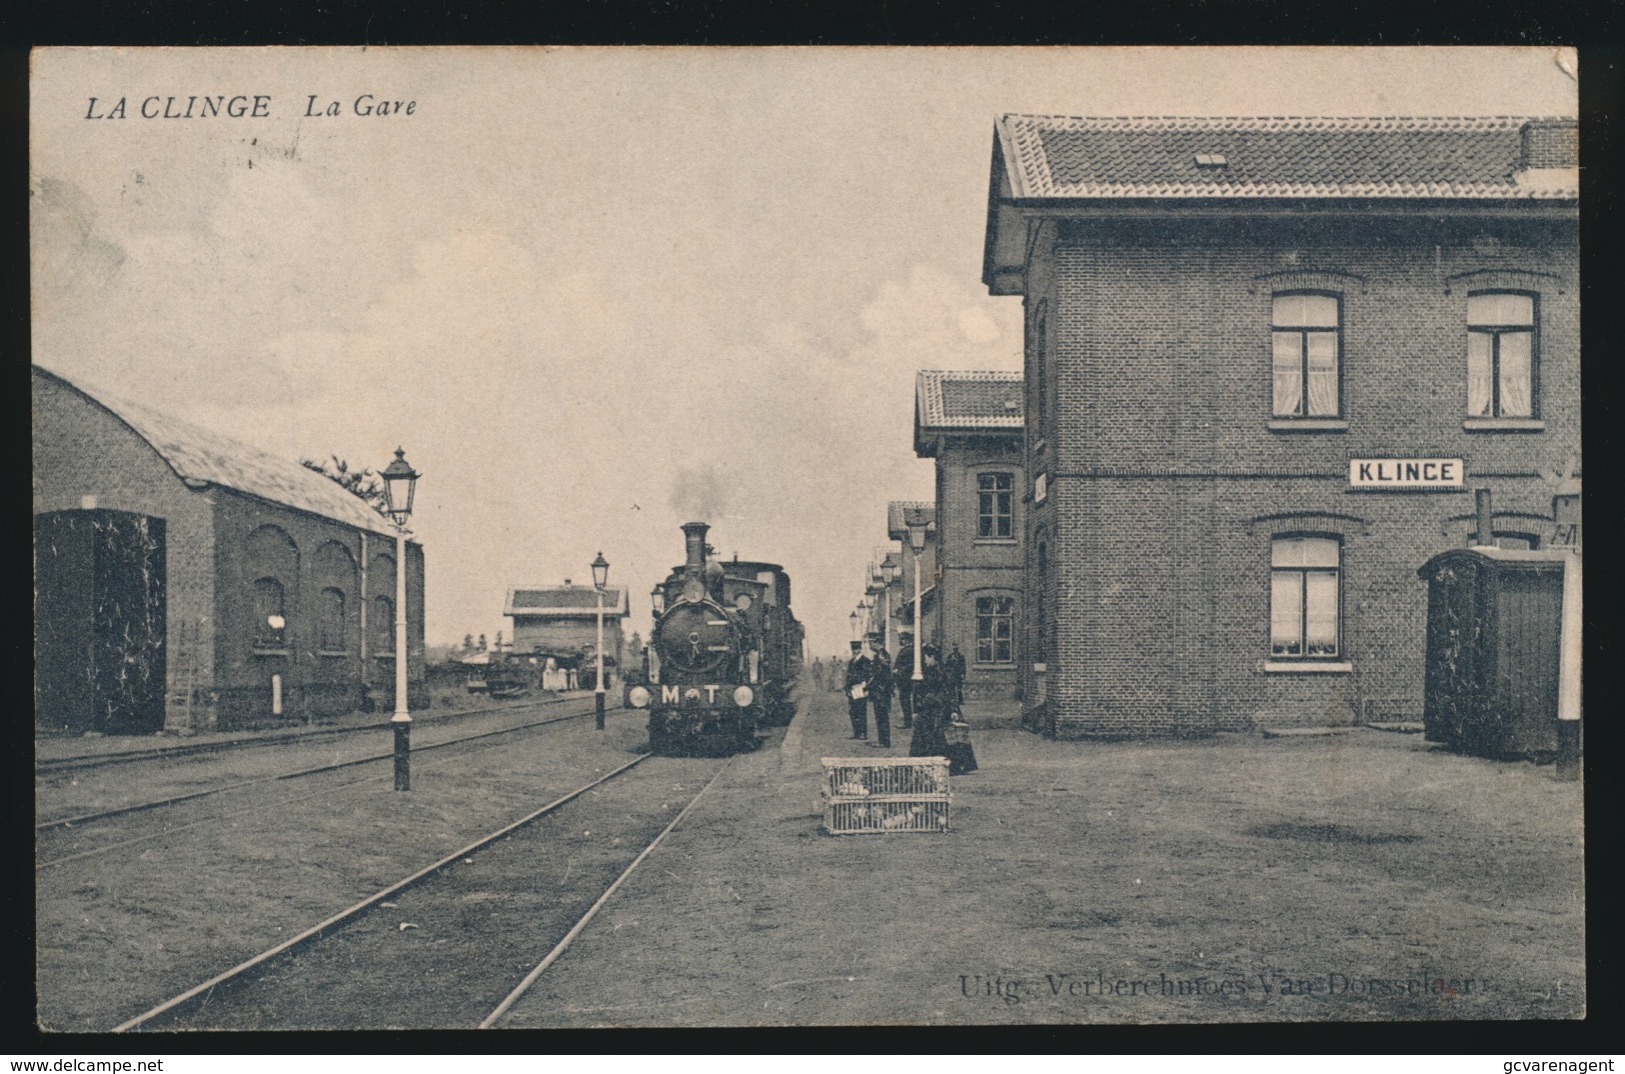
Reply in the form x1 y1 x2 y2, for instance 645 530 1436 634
682 522 711 571
1472 488 1494 547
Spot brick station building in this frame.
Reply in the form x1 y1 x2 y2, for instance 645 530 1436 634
912 370 1026 699
981 115 1580 736
33 365 427 734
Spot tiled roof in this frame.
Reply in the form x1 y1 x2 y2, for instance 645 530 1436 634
916 370 1024 431
886 500 934 541
996 115 1578 200
39 366 400 536
505 585 629 617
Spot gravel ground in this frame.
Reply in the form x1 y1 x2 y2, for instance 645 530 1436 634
499 688 1584 1027
35 705 646 1032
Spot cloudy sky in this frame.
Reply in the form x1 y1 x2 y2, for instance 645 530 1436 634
31 47 1577 652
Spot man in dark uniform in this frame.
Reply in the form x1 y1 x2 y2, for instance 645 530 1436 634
867 645 894 748
844 640 872 739
893 635 915 729
945 642 967 709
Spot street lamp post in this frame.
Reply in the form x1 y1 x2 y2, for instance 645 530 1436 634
380 447 419 792
906 519 927 682
592 552 610 730
880 555 898 654
849 608 861 645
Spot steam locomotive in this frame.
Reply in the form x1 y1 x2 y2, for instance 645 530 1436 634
626 522 804 756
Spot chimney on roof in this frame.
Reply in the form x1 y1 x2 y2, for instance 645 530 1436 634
1520 118 1578 170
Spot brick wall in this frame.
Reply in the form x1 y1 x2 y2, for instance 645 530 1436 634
511 616 625 664
1025 211 1578 736
33 371 217 731
212 489 426 728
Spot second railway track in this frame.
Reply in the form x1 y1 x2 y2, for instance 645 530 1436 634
35 693 592 774
114 754 733 1032
36 701 615 834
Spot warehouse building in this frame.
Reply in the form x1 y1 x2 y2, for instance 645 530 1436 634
981 114 1580 736
33 365 427 735
504 582 628 682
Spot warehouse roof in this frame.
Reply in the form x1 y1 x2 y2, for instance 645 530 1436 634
37 365 400 537
505 585 630 618
992 114 1578 201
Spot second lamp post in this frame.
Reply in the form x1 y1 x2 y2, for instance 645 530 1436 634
592 551 610 729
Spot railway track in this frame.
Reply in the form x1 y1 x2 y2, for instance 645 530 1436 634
36 693 587 774
112 754 733 1032
36 703 612 835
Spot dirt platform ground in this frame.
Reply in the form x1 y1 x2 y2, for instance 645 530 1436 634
501 686 1584 1026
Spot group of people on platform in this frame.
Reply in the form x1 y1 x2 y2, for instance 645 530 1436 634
816 636 974 773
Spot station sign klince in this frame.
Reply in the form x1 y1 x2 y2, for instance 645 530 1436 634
1348 458 1465 490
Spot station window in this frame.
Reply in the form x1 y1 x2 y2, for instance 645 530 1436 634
1269 536 1341 659
1467 292 1537 418
975 595 1015 664
1272 293 1341 418
978 472 1014 539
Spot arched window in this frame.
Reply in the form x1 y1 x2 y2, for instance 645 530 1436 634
253 577 286 648
1467 291 1537 418
318 588 347 653
374 595 395 656
1270 536 1341 659
1272 292 1341 418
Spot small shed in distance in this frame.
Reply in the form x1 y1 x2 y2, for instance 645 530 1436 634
1418 547 1579 759
504 581 629 678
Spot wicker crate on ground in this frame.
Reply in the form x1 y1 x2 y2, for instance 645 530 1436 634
821 756 951 835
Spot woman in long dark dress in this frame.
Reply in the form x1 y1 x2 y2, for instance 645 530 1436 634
909 644 978 773
908 646 952 758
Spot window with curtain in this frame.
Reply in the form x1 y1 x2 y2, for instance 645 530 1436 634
319 588 346 653
1467 292 1536 418
975 595 1015 664
1272 293 1341 418
1270 536 1341 658
978 472 1014 539
253 577 286 648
